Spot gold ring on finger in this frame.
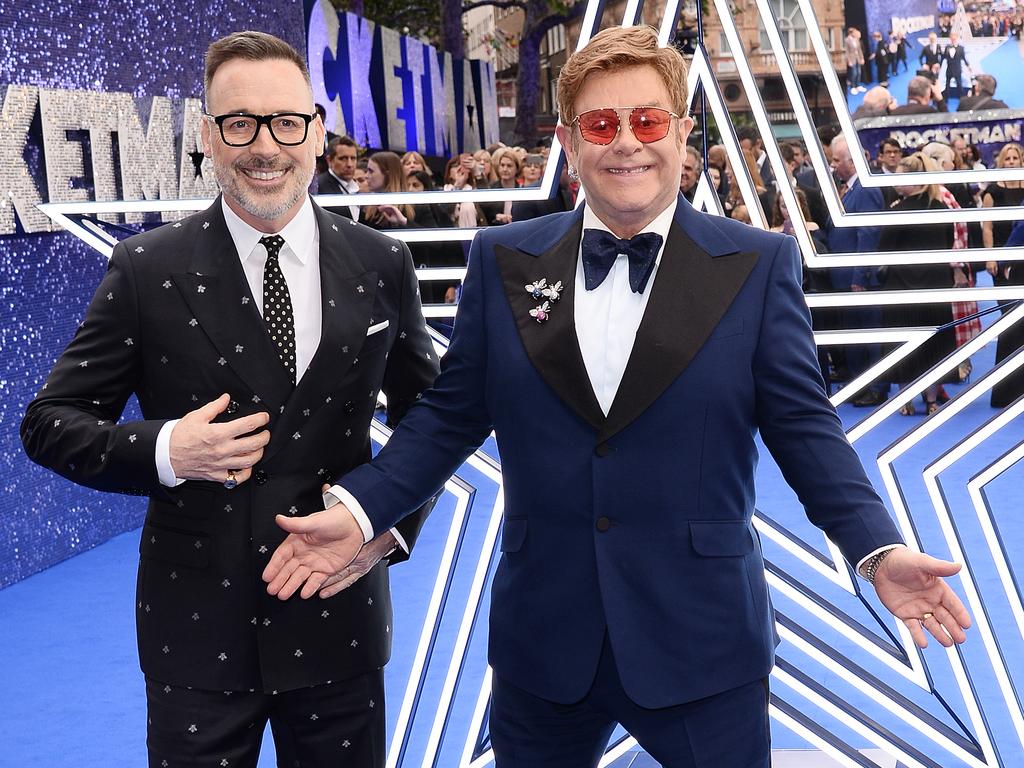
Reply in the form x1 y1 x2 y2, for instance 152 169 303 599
224 470 238 490
922 612 934 621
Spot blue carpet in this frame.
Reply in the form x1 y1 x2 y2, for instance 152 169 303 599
847 36 1024 114
2 336 1023 765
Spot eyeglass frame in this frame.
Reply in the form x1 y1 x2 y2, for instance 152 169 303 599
568 106 683 146
202 111 319 147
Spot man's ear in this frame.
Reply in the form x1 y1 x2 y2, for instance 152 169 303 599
677 114 695 147
312 113 326 157
200 115 213 157
554 123 575 167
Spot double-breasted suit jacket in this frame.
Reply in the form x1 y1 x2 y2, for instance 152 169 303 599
337 196 902 709
22 198 439 693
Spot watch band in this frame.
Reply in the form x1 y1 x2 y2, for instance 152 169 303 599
863 549 893 584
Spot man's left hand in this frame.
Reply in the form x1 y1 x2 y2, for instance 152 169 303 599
318 531 398 598
873 548 972 648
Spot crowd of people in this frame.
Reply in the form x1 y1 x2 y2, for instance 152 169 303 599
309 106 1023 411
698 127 1023 412
845 12 1024 98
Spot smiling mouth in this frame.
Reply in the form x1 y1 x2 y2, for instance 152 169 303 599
606 166 651 175
240 167 288 181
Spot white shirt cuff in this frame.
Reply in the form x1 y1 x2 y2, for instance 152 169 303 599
856 543 905 578
321 486 409 555
155 419 185 487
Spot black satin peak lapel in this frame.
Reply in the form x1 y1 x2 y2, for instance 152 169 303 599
495 220 605 431
601 222 758 442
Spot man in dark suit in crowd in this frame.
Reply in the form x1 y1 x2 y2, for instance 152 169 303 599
919 31 943 75
21 31 438 768
890 75 948 114
262 26 970 768
779 141 831 234
943 32 971 97
316 134 361 219
679 145 701 202
958 74 1010 111
313 102 339 174
828 134 889 406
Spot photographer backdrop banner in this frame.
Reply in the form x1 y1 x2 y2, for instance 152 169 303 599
305 0 500 154
856 108 1024 164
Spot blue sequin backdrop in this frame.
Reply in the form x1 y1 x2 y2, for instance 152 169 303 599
0 1 306 588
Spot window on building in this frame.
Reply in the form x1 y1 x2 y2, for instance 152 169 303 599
758 0 809 52
546 25 566 54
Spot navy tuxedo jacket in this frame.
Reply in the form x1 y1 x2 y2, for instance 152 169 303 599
342 197 901 708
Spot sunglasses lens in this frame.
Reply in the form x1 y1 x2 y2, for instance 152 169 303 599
630 108 673 143
577 110 619 144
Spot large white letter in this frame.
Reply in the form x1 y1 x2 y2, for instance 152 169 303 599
0 85 51 234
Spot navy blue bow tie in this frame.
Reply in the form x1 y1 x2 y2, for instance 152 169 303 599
581 228 663 294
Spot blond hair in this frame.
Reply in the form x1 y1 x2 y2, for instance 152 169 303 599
996 142 1024 168
556 26 689 126
898 152 942 202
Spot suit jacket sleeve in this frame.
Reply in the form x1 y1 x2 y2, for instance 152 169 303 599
21 243 169 496
376 240 444 557
753 238 903 565
340 231 495 535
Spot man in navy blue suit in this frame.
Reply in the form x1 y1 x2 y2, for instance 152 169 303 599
263 26 971 767
943 32 971 98
828 134 890 406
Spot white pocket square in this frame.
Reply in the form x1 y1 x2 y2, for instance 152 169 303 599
366 320 389 336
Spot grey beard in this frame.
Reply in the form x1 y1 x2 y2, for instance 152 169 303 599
215 162 311 222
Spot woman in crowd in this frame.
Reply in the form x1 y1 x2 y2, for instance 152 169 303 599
982 143 1024 276
520 154 545 187
473 149 498 186
483 147 521 225
878 153 956 415
401 151 433 182
724 149 772 221
770 187 823 244
920 142 981 384
443 154 483 228
361 151 417 228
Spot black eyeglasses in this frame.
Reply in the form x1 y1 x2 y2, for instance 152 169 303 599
203 111 317 147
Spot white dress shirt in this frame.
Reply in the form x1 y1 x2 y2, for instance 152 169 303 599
155 198 407 551
155 197 322 486
332 200 677 545
576 201 676 414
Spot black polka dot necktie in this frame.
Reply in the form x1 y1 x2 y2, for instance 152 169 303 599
259 235 296 385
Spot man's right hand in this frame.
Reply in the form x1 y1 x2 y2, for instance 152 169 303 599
263 505 365 599
168 393 270 484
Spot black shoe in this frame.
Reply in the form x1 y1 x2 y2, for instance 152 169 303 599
852 391 888 407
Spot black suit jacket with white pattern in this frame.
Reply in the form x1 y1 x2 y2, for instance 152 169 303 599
22 198 440 693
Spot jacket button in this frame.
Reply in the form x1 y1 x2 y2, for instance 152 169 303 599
344 401 356 414
254 469 268 485
226 400 239 414
596 516 611 532
594 442 611 457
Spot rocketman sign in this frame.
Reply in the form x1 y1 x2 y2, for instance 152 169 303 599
305 0 500 157
0 10 499 236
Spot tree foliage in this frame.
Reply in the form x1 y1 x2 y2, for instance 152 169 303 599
330 0 444 46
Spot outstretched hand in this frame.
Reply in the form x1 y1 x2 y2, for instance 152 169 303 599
872 548 972 648
263 505 364 600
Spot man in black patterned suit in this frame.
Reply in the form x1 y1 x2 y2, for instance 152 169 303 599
21 31 438 768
